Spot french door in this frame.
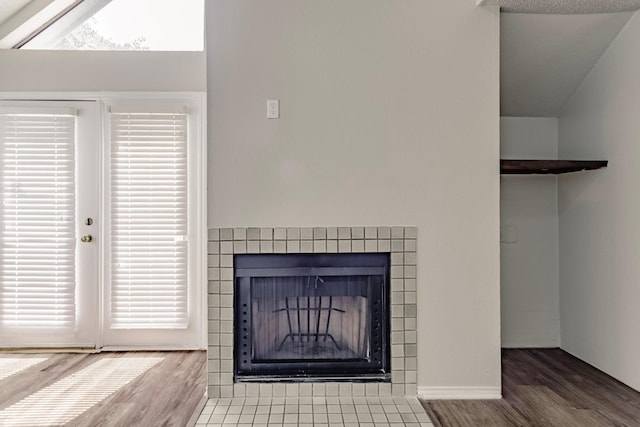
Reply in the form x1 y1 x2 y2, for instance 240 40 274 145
0 96 204 349
0 100 99 348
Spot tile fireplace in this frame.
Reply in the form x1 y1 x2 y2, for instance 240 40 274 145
207 226 417 398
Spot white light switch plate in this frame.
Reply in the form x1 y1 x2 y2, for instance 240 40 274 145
267 99 279 119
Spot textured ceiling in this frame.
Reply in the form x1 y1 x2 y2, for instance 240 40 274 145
481 0 640 14
501 12 633 117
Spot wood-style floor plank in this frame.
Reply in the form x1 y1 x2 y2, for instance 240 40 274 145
0 350 206 427
0 353 96 410
422 348 640 427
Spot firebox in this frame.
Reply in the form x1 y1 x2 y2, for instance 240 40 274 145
234 253 390 382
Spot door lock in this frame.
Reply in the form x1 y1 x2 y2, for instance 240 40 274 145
80 235 93 243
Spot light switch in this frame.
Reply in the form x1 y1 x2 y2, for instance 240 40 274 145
267 99 279 119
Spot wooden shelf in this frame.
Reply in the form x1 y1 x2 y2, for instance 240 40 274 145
501 159 608 175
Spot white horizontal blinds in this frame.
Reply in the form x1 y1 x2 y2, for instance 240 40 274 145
0 110 76 329
110 109 188 328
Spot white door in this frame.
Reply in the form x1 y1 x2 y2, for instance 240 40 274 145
0 101 100 348
101 103 203 348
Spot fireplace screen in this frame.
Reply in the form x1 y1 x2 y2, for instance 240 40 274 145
234 253 390 382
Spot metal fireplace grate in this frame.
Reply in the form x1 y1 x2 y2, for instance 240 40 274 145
275 295 345 352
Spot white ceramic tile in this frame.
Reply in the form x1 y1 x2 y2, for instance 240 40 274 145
378 239 391 252
286 227 300 240
273 227 287 240
220 228 233 241
286 240 300 253
351 227 365 239
352 239 365 252
233 240 247 254
247 240 260 253
260 240 273 253
326 227 338 240
300 227 313 240
260 228 273 240
247 228 260 240
313 227 327 239
273 240 287 253
300 240 313 253
391 227 404 238
338 240 351 252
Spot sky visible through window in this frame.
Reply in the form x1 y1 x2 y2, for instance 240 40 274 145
47 0 203 51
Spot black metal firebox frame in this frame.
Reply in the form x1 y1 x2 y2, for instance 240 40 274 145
234 253 391 382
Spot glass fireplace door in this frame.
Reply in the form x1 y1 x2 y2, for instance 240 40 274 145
235 254 390 382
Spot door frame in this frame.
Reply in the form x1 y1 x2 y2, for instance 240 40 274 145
0 92 207 350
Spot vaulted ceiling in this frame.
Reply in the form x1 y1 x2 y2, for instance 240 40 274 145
2 1 639 118
500 12 634 117
489 0 640 117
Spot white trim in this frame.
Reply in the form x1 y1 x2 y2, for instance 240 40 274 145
417 386 502 400
108 105 190 114
197 95 207 350
0 106 76 115
0 92 206 102
0 0 81 48
100 345 200 352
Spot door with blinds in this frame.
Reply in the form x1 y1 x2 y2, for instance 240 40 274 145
0 98 203 349
0 101 99 348
102 105 201 348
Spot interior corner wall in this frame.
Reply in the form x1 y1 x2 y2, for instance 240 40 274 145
0 50 206 92
207 0 501 395
500 117 560 348
558 11 640 391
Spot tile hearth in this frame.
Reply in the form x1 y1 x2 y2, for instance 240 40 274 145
207 226 418 399
195 396 433 427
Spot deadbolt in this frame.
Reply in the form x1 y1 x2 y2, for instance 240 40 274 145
85 218 93 226
80 235 93 243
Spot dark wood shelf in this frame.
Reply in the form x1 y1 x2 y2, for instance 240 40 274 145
501 159 608 175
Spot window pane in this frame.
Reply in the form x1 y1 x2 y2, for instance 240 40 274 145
24 0 203 51
0 111 77 329
110 111 189 328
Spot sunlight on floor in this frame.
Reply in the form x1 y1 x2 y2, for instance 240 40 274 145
0 356 164 426
0 357 48 381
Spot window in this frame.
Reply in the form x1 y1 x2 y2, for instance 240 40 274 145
109 108 189 328
0 108 77 329
21 0 204 51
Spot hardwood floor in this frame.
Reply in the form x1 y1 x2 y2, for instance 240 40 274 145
0 350 206 427
421 348 640 427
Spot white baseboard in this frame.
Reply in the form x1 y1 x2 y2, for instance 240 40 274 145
417 386 502 400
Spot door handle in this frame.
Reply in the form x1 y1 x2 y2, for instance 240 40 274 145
80 235 93 243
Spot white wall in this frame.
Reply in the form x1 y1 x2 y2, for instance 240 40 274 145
558 12 640 391
207 0 502 396
0 50 206 91
500 117 560 348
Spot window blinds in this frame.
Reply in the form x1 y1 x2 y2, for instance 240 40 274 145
110 110 189 329
0 110 77 329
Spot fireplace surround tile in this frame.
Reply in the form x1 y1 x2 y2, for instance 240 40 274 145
207 225 417 398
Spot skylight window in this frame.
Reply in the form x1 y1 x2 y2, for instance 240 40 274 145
22 0 203 51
